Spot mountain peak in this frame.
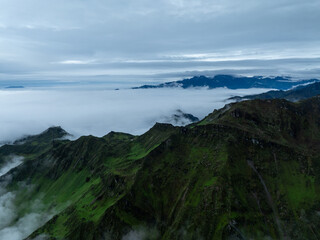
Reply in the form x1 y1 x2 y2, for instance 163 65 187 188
198 96 320 149
42 126 68 136
14 126 69 145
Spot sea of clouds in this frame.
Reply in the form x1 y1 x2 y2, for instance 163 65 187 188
0 88 272 142
0 87 270 143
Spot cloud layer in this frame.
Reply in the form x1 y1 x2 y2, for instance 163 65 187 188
0 0 319 82
0 87 269 143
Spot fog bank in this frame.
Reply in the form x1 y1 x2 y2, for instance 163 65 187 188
0 160 55 240
0 87 270 143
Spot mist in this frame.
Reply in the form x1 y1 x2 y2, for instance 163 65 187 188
0 160 54 240
0 156 24 176
122 227 159 240
0 87 270 143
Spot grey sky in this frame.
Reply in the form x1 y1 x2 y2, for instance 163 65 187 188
0 0 319 84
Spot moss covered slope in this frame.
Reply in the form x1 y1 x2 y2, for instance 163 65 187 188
1 97 320 240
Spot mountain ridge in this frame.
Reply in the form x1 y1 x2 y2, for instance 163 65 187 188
132 75 319 90
229 81 320 102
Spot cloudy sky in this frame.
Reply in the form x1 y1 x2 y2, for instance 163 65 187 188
0 0 319 85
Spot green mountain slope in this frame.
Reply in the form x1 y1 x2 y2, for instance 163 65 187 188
0 123 178 240
0 126 69 168
1 98 320 240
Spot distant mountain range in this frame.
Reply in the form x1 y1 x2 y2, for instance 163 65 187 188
133 75 319 90
230 81 320 102
5 86 24 89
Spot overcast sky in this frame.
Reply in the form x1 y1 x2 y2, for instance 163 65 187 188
0 0 319 84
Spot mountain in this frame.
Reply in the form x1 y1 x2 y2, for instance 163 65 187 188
0 126 69 168
132 75 318 90
5 86 25 89
160 109 199 126
1 98 320 239
230 81 320 102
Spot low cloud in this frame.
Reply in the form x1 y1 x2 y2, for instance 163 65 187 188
0 160 55 240
0 87 269 143
122 226 159 240
0 184 55 240
0 155 24 176
0 191 16 230
58 59 96 65
0 211 53 240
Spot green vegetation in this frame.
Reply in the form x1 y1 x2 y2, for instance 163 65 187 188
1 97 320 239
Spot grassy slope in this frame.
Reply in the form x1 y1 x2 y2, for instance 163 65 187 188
94 125 320 239
2 124 176 240
2 98 320 239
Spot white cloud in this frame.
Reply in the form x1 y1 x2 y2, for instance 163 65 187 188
0 211 53 240
122 226 159 240
58 59 96 65
0 87 270 143
0 187 55 240
0 191 16 229
0 175 54 240
0 156 55 240
0 156 23 177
